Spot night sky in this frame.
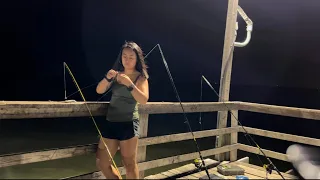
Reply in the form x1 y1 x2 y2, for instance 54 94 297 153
1 0 320 103
1 0 320 165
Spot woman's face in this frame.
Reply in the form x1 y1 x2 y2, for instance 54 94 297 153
121 48 137 70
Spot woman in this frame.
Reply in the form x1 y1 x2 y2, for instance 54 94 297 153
96 41 149 179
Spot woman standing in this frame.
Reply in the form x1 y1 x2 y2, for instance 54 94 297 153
96 41 149 179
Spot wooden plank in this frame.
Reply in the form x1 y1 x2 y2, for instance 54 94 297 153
180 161 229 179
233 161 297 179
216 0 239 161
240 126 320 147
139 127 240 146
231 161 297 179
3 100 320 121
230 110 238 161
0 127 238 168
66 144 239 179
137 114 149 178
239 102 320 121
140 102 239 114
181 161 292 180
237 144 288 162
0 101 239 119
0 144 96 168
144 158 220 179
144 174 169 179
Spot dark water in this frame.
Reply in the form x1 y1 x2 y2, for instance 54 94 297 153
0 85 320 178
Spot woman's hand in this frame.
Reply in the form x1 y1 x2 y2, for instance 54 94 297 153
117 73 133 87
106 69 118 79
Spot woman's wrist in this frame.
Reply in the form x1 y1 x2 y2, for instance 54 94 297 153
127 82 135 91
104 76 113 82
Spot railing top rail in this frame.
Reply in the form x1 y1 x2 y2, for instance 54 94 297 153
1 101 320 120
238 102 320 120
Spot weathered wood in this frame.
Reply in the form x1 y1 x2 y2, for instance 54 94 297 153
237 144 288 162
178 161 297 179
232 161 298 179
137 114 149 178
139 127 240 146
0 101 108 119
239 102 320 120
144 158 220 179
0 127 238 168
0 144 96 168
140 102 239 114
230 110 238 161
177 161 230 179
216 0 239 161
66 144 239 179
0 101 239 119
240 126 320 147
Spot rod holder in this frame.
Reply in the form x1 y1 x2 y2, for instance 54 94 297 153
234 5 253 47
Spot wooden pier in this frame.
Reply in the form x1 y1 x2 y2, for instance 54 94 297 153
0 101 319 179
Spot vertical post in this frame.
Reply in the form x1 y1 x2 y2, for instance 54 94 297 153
230 110 238 161
137 113 149 178
215 0 239 161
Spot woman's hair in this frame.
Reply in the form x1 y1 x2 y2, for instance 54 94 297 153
112 41 149 79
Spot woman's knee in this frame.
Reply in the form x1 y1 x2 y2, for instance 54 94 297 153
121 155 137 171
96 148 112 169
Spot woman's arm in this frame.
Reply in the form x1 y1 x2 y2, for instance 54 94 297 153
130 76 149 104
96 69 117 94
96 78 112 94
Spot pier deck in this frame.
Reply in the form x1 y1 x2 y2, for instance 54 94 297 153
145 159 298 179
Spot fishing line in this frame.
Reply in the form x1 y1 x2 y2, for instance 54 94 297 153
64 45 156 101
154 44 211 179
199 76 203 131
63 62 123 179
201 75 285 180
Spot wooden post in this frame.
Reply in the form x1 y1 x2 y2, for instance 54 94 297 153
215 0 239 161
230 110 238 161
137 113 149 178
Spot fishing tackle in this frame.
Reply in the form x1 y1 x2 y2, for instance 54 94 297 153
63 62 123 179
155 44 212 179
200 75 285 180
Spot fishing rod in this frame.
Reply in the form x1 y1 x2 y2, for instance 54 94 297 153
63 62 123 179
155 44 211 179
200 75 285 180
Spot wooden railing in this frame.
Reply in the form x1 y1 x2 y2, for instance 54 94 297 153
0 101 319 179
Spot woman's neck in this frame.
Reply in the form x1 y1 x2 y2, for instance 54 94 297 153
124 69 136 75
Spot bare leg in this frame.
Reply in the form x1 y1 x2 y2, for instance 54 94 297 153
120 136 139 179
96 137 121 179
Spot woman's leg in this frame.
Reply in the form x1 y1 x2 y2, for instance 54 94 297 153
119 136 139 179
96 137 121 179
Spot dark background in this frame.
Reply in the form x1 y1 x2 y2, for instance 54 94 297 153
0 0 319 166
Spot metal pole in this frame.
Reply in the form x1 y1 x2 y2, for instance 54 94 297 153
215 0 239 161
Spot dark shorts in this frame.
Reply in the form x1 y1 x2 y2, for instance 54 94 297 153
100 119 140 141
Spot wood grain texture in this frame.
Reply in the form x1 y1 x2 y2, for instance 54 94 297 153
0 144 96 168
0 101 239 119
66 144 239 179
240 126 320 147
0 127 238 167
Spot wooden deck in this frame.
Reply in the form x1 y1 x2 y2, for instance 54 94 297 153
145 159 298 179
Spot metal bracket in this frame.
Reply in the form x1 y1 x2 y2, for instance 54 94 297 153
234 5 253 47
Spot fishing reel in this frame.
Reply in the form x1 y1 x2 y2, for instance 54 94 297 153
194 158 203 169
263 164 274 174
